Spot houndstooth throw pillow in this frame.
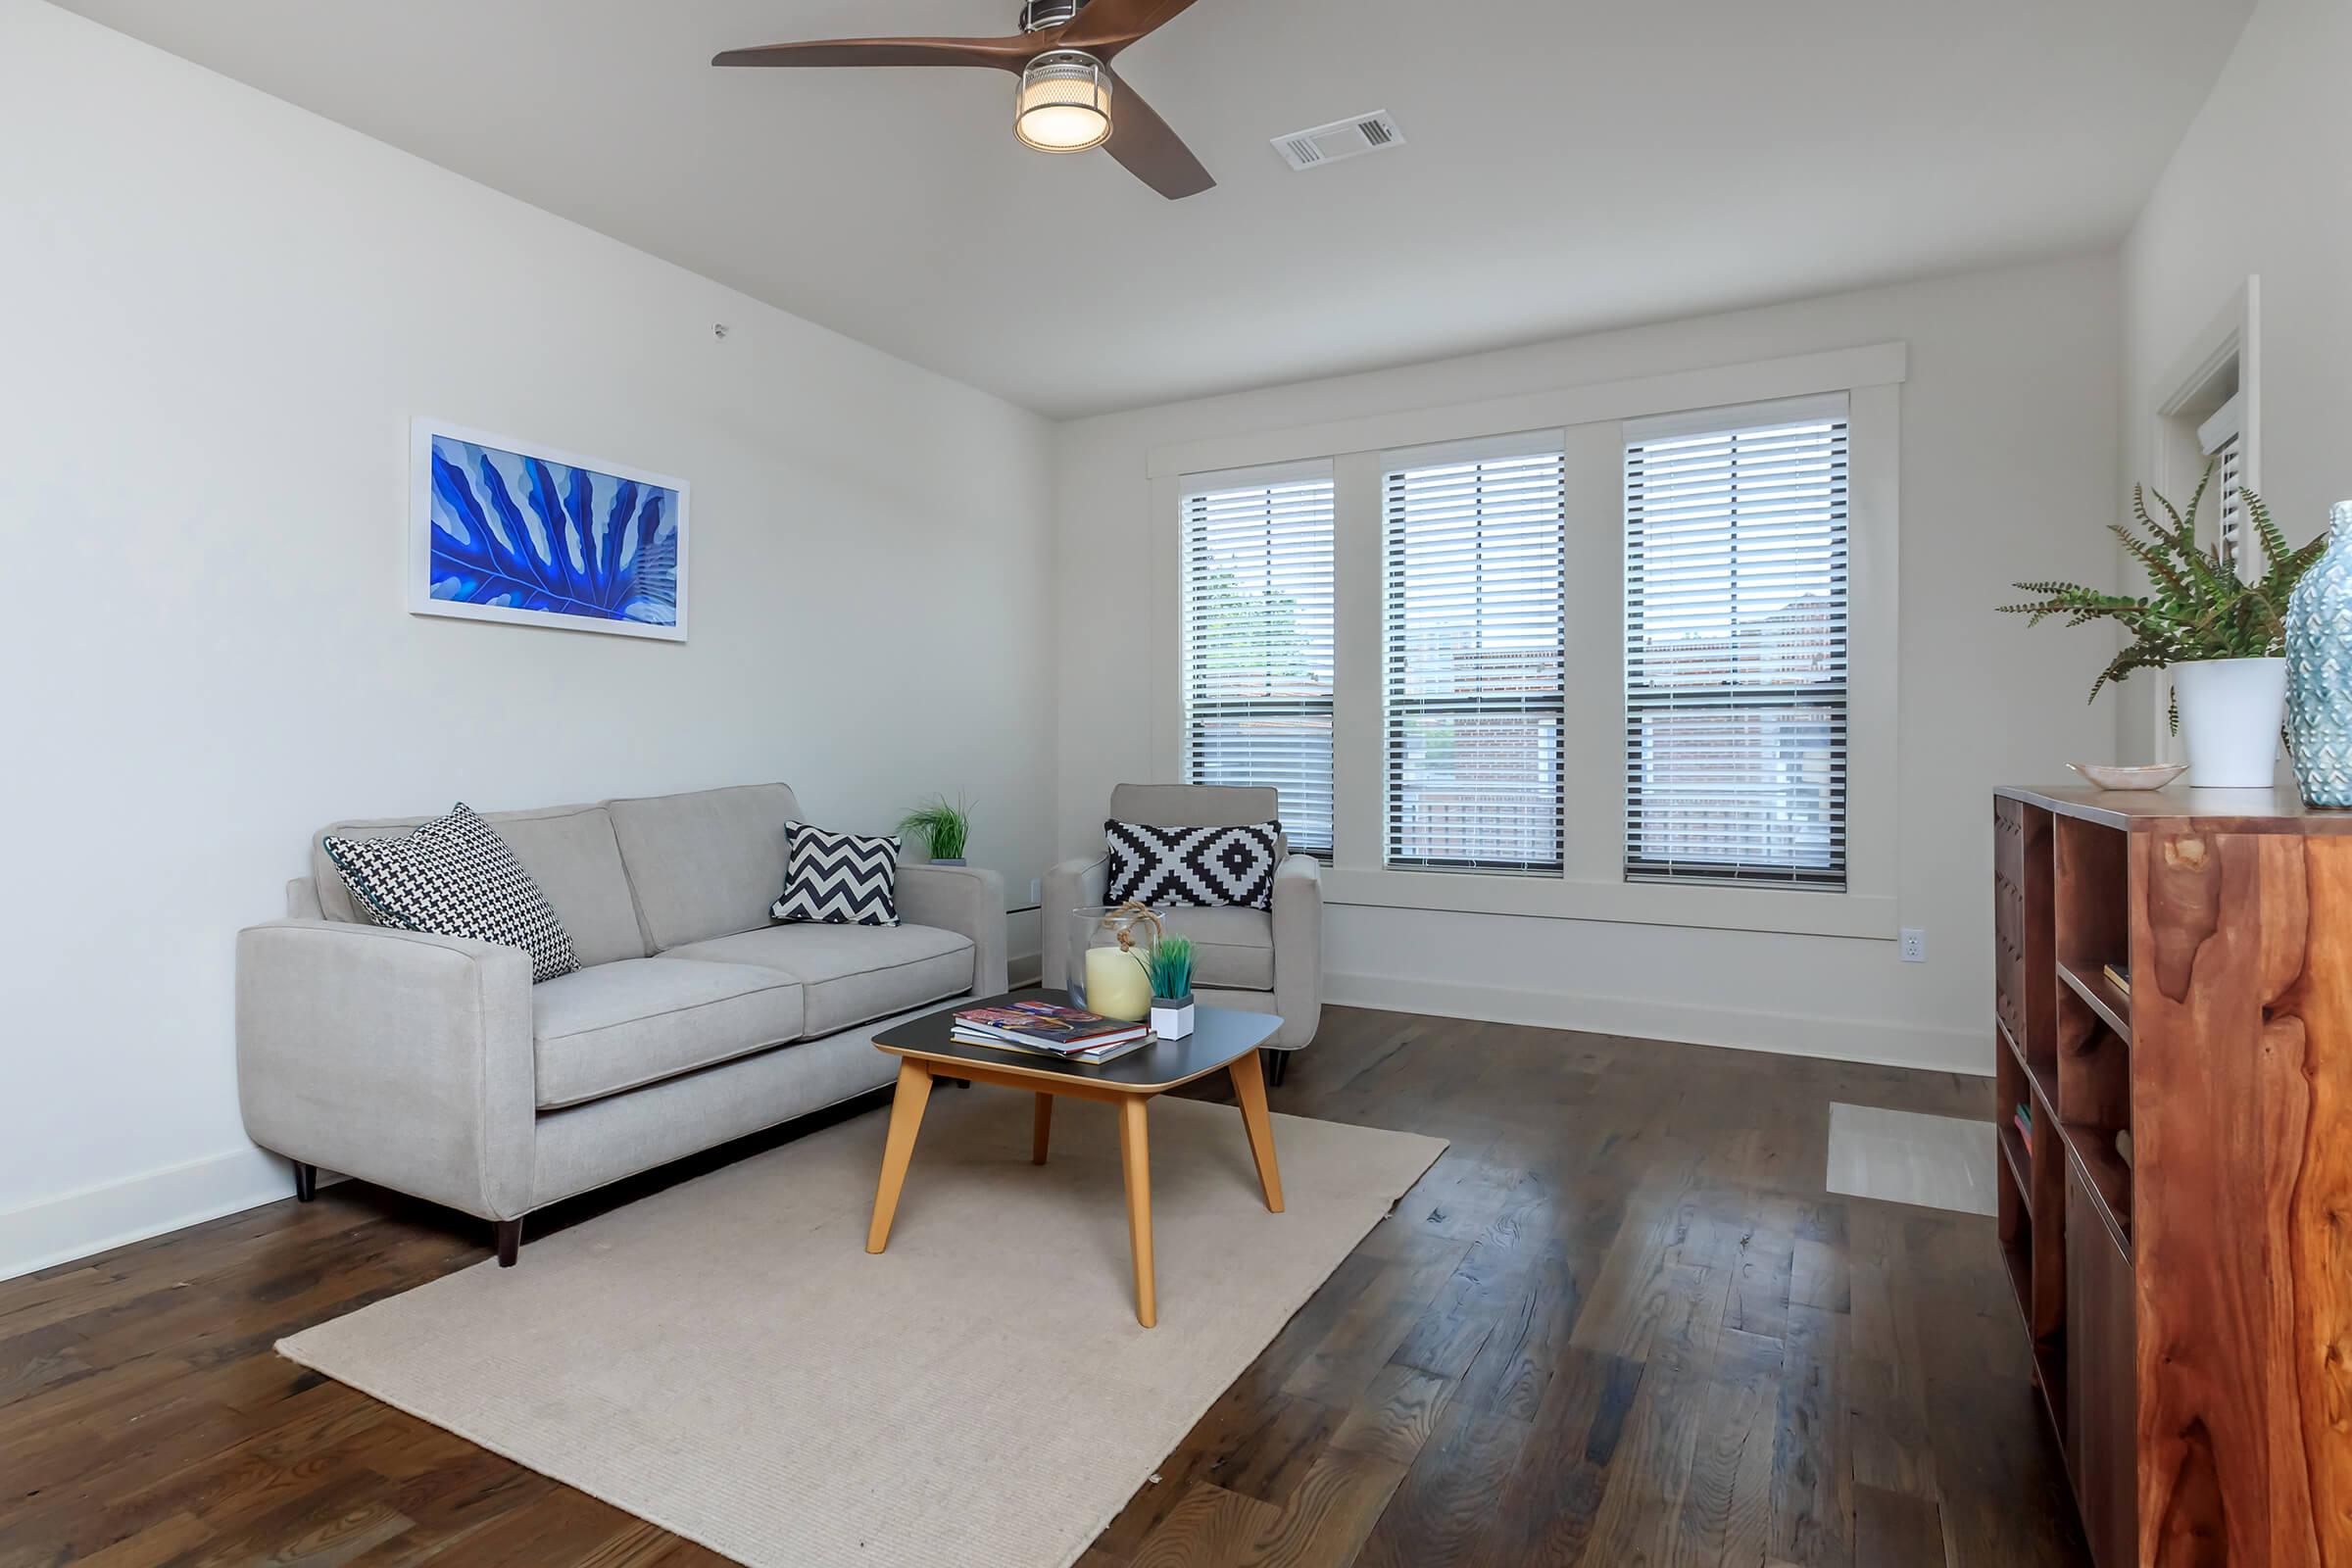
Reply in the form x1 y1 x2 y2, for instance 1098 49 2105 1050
322 804 579 983
1105 819 1282 910
771 821 901 926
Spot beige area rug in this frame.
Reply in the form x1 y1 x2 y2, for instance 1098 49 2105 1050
279 1087 1446 1568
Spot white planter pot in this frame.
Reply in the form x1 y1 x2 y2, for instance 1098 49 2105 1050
1150 995 1196 1040
2174 657 2287 788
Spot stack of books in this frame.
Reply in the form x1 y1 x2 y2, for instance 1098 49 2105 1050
951 1001 1151 1064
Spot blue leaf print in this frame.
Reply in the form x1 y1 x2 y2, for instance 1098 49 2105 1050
426 435 680 628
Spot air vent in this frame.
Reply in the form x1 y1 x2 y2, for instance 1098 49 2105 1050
1272 111 1405 172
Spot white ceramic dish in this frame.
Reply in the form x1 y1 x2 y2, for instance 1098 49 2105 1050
2069 761 2189 792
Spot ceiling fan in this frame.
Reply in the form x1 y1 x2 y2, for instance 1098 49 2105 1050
713 0 1216 199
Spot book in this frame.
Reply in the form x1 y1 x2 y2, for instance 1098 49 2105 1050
951 1000 1147 1054
950 1027 1152 1065
2012 1102 2033 1144
2102 960 2132 997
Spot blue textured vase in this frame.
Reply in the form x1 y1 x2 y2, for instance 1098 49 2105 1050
2286 502 2352 807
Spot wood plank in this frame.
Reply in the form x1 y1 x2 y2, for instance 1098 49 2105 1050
0 1004 2092 1568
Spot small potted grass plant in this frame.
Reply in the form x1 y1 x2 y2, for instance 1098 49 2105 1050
897 795 972 865
1147 935 1196 1040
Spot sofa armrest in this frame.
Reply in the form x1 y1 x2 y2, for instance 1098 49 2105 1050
1041 853 1110 988
896 863 1007 996
1270 855 1324 1049
235 919 536 1220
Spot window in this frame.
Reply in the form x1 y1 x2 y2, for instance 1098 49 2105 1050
1383 437 1567 871
1178 466 1336 854
2199 393 2246 573
1624 398 1849 889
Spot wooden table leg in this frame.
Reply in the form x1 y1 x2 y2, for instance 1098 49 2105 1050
866 1058 934 1253
1117 1096 1156 1328
1032 1093 1054 1165
1230 1049 1286 1213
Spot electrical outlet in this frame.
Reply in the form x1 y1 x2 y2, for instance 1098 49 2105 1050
1029 877 1042 906
1900 927 1928 963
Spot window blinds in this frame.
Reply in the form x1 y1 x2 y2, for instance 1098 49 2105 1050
2200 394 2247 574
1624 400 1849 888
1383 438 1567 871
1178 466 1336 854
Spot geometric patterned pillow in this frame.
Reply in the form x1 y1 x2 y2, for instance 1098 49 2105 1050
321 804 579 983
1105 819 1282 910
770 821 901 927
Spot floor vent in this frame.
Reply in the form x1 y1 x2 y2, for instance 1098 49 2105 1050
1272 111 1405 172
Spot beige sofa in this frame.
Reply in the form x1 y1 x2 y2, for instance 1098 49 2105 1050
1044 783 1322 1082
235 783 1004 1264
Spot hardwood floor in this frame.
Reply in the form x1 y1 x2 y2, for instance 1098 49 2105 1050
0 1006 2090 1567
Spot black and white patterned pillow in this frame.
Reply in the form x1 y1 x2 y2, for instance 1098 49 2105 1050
1105 819 1282 910
771 821 901 926
322 805 579 983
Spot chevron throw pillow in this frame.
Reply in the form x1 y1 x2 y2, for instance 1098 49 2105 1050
321 804 580 983
1105 819 1282 910
771 821 902 926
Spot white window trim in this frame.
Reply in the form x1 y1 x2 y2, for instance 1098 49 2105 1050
1146 343 1905 943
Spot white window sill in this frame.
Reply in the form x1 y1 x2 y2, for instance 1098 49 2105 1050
1321 865 1897 941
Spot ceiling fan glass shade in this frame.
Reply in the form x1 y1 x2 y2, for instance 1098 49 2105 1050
1014 50 1113 152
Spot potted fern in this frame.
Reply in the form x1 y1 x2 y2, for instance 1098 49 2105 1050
2001 470 2324 787
897 795 972 865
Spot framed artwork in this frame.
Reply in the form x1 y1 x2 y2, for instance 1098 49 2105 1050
410 418 689 641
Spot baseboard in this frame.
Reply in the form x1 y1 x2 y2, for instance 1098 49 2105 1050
0 1145 311 1284
1008 948 1043 988
1324 971 1990 1077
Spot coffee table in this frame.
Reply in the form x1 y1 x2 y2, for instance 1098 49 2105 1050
865 989 1285 1328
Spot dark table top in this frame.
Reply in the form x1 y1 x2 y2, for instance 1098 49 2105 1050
872 990 1282 1093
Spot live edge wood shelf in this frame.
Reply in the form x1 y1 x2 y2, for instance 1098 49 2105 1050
1991 784 2352 1568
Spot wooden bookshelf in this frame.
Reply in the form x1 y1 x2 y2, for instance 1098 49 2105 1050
1992 784 2352 1567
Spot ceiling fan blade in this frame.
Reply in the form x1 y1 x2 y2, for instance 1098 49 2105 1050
1058 0 1205 58
1104 74 1214 200
711 35 1034 73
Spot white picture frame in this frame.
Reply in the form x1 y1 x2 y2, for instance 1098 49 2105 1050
408 416 691 642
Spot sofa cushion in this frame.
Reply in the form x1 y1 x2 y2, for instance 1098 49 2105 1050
531 957 805 1109
771 821 901 927
313 803 647 968
606 784 803 951
665 922 973 1037
322 805 580 984
1158 905 1276 992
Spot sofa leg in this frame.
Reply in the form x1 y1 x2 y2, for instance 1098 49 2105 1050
292 1161 317 1202
494 1218 523 1268
1263 1049 1288 1089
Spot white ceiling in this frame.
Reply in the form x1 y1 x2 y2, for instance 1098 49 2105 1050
57 0 2252 417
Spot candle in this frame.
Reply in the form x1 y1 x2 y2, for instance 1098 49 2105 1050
1083 945 1152 1022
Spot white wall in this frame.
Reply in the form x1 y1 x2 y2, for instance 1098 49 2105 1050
2118 0 2352 760
1054 256 2124 1073
0 1 1056 1279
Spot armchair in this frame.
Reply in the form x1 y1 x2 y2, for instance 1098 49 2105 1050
1044 783 1323 1083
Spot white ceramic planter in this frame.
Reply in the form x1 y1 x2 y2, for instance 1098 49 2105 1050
1150 995 1196 1040
2174 656 2287 788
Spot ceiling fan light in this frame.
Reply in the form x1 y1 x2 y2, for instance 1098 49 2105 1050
1015 49 1112 153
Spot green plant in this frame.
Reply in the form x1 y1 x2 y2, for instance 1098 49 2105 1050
1147 935 1195 1001
1999 466 2323 715
897 794 972 860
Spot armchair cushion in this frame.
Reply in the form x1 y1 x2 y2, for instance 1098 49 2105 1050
665 922 974 1037
1156 905 1275 991
532 957 805 1109
1105 819 1283 909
